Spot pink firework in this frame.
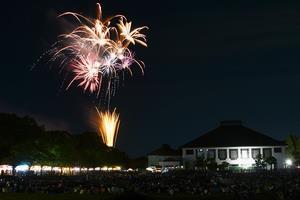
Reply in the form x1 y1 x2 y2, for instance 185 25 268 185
50 3 148 96
67 53 101 93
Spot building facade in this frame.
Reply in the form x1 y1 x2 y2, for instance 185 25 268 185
148 144 181 167
182 121 287 169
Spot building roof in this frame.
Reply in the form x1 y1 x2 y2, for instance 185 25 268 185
181 120 286 148
148 144 181 156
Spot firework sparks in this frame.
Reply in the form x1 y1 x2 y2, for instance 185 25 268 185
96 108 120 147
50 3 148 97
66 53 101 93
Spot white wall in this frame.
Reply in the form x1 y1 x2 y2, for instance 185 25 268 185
158 161 181 168
148 155 181 167
182 146 287 169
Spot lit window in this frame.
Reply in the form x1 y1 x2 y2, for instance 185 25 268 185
185 149 194 155
241 149 249 159
207 149 216 159
196 149 205 158
218 149 227 160
229 149 238 160
274 147 282 153
263 148 272 158
251 148 260 159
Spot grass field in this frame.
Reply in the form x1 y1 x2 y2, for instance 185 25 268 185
0 193 279 200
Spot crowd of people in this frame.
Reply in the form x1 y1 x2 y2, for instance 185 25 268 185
0 170 300 199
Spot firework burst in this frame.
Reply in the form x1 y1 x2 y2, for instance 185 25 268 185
50 3 148 98
96 107 120 147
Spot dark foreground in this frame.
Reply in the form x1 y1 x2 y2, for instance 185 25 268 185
0 193 278 200
0 170 300 199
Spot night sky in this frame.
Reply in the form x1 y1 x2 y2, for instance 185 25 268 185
1 0 300 157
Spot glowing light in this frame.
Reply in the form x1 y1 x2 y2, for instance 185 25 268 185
101 166 108 171
240 149 249 159
42 166 52 171
238 158 255 169
96 108 120 147
146 167 155 172
71 167 80 172
95 167 101 171
81 168 88 171
88 168 94 171
45 3 148 98
15 164 29 172
52 167 62 172
286 159 293 166
0 165 13 173
30 165 41 172
240 164 252 169
62 167 70 174
113 166 121 171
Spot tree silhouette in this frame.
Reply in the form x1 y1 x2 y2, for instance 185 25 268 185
254 154 266 170
0 113 129 167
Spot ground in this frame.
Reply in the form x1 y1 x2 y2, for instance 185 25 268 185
0 193 277 200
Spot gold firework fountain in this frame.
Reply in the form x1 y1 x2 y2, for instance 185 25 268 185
96 108 120 147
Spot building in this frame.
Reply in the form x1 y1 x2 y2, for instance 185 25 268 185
181 121 287 169
148 144 181 168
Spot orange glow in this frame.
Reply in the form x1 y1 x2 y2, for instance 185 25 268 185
96 108 120 147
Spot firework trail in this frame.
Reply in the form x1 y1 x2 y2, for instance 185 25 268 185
49 3 148 99
96 107 120 147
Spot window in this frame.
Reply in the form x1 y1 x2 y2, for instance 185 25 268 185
229 149 238 160
274 147 282 153
263 148 272 158
218 149 227 160
240 149 249 159
196 149 205 158
185 149 194 155
251 148 260 159
207 149 216 159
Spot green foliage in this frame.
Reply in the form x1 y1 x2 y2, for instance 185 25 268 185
195 158 226 171
195 157 207 169
206 158 218 170
286 134 300 165
265 156 277 170
254 154 267 169
0 113 128 167
219 161 229 171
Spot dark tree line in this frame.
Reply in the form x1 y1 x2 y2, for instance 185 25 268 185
0 113 129 168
